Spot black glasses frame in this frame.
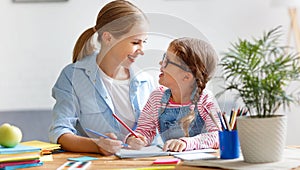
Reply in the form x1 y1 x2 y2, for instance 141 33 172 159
161 53 191 72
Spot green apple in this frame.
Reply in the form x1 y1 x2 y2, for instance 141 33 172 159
0 123 22 148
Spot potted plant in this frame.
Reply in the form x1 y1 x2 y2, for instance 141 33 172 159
219 26 300 163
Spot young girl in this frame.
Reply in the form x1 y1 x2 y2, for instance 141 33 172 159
126 37 221 152
49 0 155 155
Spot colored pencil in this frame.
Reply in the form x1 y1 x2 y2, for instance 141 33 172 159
85 128 128 147
112 113 139 138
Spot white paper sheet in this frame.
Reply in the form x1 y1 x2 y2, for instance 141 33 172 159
184 148 300 170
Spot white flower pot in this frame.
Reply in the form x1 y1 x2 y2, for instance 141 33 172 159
237 115 287 163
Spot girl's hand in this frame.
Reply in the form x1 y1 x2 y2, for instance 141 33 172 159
126 134 147 150
92 133 123 156
164 139 187 152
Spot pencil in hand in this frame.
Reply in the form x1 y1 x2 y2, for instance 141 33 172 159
85 128 128 147
112 113 139 138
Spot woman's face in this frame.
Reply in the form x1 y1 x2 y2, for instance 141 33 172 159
108 25 148 68
158 48 188 88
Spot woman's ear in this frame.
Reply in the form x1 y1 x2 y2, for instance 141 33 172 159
101 32 113 45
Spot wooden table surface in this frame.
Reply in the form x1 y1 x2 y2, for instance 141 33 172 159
22 147 300 170
22 152 218 170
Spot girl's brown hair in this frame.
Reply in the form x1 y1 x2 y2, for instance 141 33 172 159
170 37 218 136
73 0 147 63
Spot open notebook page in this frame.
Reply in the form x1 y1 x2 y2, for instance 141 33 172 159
115 145 217 159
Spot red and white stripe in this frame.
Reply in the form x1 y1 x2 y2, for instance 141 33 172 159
134 86 221 150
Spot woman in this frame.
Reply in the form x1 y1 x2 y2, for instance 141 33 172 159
126 37 221 152
49 0 155 155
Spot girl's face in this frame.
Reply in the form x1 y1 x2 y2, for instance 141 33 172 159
158 48 189 88
107 25 148 68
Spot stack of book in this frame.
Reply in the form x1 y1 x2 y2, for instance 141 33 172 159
21 140 61 155
0 144 43 169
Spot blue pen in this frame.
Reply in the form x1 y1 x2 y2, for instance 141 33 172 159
85 128 128 147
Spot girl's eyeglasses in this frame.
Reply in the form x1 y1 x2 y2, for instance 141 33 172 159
161 53 191 73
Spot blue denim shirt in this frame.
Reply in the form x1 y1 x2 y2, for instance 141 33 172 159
49 53 155 143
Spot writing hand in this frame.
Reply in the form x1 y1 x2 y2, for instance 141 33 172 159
92 133 123 156
126 134 147 150
164 139 187 152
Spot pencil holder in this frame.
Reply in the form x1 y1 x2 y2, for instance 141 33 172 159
218 130 240 159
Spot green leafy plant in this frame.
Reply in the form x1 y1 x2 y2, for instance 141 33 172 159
219 26 300 117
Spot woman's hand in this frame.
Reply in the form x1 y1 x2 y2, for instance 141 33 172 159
163 139 187 152
126 134 147 150
92 133 123 156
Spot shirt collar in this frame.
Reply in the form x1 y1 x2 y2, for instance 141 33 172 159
72 52 98 71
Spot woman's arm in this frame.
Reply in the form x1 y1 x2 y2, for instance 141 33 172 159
58 133 99 153
58 133 122 156
49 66 80 144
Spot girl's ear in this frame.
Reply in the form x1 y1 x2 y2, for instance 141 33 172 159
183 72 194 81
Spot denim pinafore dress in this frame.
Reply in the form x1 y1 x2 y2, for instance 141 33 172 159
158 89 207 143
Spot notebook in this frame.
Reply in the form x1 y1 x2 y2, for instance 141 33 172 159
0 151 41 163
0 145 41 163
0 162 43 170
21 140 60 151
21 140 61 154
115 145 217 159
0 159 40 168
153 158 181 165
0 144 41 154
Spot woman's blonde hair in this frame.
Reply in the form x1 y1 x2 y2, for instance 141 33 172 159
170 37 218 136
73 0 147 63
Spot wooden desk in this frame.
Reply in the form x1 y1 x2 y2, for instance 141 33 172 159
22 152 217 170
22 147 300 170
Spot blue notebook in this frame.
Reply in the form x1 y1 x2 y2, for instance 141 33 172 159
0 144 41 154
0 162 43 170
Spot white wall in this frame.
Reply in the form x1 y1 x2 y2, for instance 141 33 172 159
1 0 299 144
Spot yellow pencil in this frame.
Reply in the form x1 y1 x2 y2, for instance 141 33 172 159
222 113 231 131
230 110 238 130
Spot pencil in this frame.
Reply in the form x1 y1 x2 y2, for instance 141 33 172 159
222 113 232 131
237 107 242 116
86 128 110 138
242 108 248 116
208 111 222 131
229 110 238 130
217 111 226 131
85 128 128 147
112 113 139 138
203 107 221 131
228 108 234 125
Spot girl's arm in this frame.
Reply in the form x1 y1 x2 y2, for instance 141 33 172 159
133 89 162 145
180 90 220 150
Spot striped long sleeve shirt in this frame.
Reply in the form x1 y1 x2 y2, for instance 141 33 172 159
134 86 221 151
